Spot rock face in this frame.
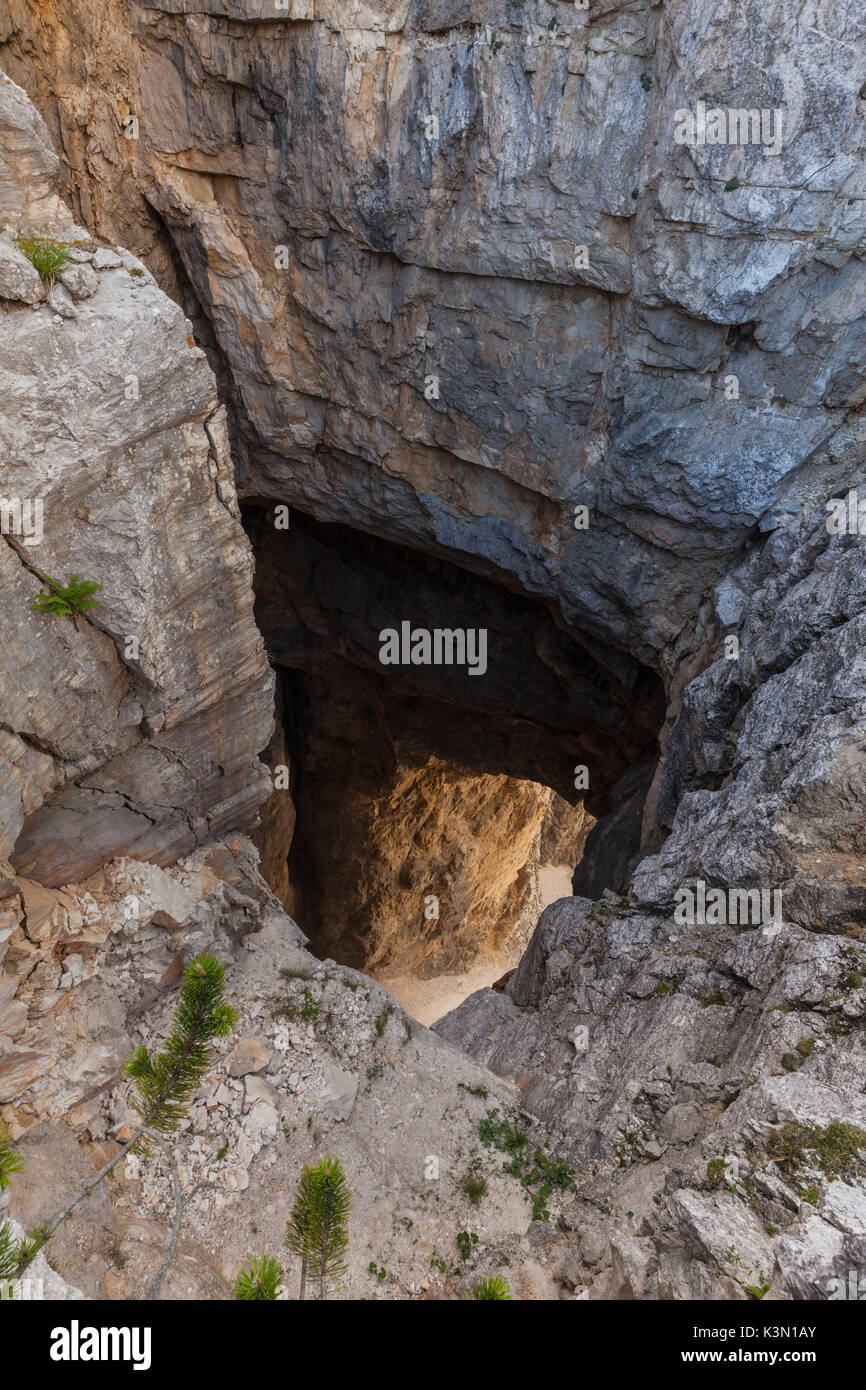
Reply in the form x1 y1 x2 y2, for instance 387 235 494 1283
634 486 866 936
1 834 550 1300
249 508 664 810
437 481 866 1299
1 3 866 1305
291 734 588 978
0 71 274 885
2 0 865 659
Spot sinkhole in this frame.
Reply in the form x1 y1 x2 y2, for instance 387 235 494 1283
243 505 665 1025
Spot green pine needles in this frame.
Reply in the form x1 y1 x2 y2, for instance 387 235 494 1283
0 1127 23 1192
286 1155 351 1300
0 1218 20 1288
235 1254 285 1301
17 952 237 1294
470 1274 512 1300
1 1125 56 1293
32 574 102 617
0 1126 27 1293
125 954 238 1142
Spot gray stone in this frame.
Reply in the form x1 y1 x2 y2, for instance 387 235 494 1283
0 73 274 881
92 247 122 270
243 1074 280 1112
226 1038 271 1078
819 1182 866 1237
317 1058 358 1121
58 261 98 299
46 281 77 318
0 235 43 303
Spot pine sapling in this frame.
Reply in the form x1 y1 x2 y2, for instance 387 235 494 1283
124 953 237 1144
470 1274 512 1300
286 1161 316 1301
0 1219 18 1288
0 1127 25 1294
235 1254 284 1301
0 1126 23 1193
310 1156 351 1300
20 954 237 1290
286 1155 351 1300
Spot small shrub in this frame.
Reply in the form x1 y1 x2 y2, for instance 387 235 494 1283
456 1230 478 1261
374 1006 393 1038
14 232 72 283
764 1121 866 1185
479 1107 575 1220
460 1159 488 1208
746 1279 771 1300
471 1274 512 1300
479 1109 527 1153
106 1239 127 1271
706 1158 728 1188
724 176 741 192
700 989 728 1007
32 574 102 617
458 1082 489 1099
234 1253 284 1300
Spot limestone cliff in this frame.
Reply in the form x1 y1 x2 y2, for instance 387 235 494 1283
437 481 866 1297
2 0 864 659
0 0 865 1306
0 71 274 886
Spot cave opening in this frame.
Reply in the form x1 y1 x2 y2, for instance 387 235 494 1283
243 505 665 1025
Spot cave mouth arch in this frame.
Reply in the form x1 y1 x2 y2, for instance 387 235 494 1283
244 505 665 1023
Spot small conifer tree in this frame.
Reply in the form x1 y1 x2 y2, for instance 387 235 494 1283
286 1161 315 1301
235 1254 284 1301
0 1127 25 1294
18 953 236 1292
470 1274 512 1300
286 1155 351 1300
124 954 238 1144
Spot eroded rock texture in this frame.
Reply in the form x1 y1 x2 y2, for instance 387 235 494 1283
0 834 556 1301
438 481 866 1298
3 0 865 659
0 71 273 886
1 0 866 1305
247 508 618 977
